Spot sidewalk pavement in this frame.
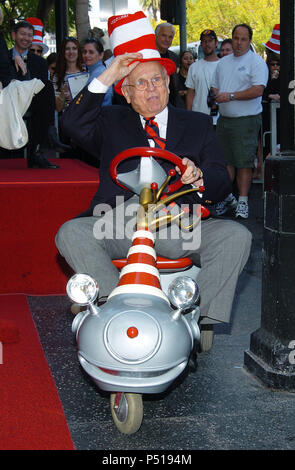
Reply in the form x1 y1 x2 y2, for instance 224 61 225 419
29 182 295 450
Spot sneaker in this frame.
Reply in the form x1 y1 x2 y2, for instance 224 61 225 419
235 200 249 219
225 194 238 212
215 194 238 216
214 200 227 215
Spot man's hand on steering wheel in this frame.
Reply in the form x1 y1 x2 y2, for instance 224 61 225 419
175 157 204 188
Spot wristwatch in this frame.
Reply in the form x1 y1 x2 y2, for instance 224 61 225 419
230 92 235 101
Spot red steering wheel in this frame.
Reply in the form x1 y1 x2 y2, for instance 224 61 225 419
109 147 187 194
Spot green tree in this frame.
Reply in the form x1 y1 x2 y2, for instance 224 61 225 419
75 0 90 43
36 0 55 26
185 0 280 55
139 0 160 21
0 0 76 45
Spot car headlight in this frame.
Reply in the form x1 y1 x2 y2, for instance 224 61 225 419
66 273 99 305
168 276 199 310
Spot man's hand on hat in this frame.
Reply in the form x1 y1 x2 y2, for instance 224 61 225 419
99 53 143 87
175 157 203 187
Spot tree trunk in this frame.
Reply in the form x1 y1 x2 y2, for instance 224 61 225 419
36 0 55 29
75 0 90 44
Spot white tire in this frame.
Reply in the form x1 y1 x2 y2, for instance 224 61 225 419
110 392 143 434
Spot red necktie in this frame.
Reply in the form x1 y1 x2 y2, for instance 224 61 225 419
144 117 166 149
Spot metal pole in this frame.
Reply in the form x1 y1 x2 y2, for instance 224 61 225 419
244 0 295 391
270 101 280 156
179 0 187 55
280 0 295 151
55 0 68 53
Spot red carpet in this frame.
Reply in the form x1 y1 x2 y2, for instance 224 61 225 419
0 294 75 450
0 158 99 295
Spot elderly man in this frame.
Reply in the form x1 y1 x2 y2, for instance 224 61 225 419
56 12 251 348
155 22 179 65
155 22 179 106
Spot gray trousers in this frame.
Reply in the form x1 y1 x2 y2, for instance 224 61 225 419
55 196 252 324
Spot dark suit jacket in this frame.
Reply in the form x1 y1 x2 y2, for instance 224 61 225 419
8 49 48 83
7 49 55 138
160 49 180 107
0 31 12 87
61 88 231 216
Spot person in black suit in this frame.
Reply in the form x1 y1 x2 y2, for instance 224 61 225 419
56 50 252 340
0 30 11 88
8 20 59 168
0 8 27 89
155 22 180 107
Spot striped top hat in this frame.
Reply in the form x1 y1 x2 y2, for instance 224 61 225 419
25 17 49 55
263 24 280 55
108 228 169 304
108 11 177 95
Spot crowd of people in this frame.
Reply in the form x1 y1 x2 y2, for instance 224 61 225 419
0 7 281 348
155 22 279 220
0 12 280 212
0 8 280 222
0 14 116 168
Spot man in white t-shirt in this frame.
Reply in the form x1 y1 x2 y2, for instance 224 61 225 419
185 29 220 123
211 23 268 219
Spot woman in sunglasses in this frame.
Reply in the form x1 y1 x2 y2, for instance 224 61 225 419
46 52 57 81
53 37 84 113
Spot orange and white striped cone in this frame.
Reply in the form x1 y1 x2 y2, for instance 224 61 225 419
108 228 169 304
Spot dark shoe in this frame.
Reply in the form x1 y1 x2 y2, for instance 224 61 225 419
47 125 71 151
199 324 214 352
188 343 198 371
28 151 59 169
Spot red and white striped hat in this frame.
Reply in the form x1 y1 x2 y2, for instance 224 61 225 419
263 24 280 55
108 11 176 95
25 17 49 55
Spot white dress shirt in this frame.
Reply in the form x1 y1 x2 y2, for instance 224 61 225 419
88 77 168 145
